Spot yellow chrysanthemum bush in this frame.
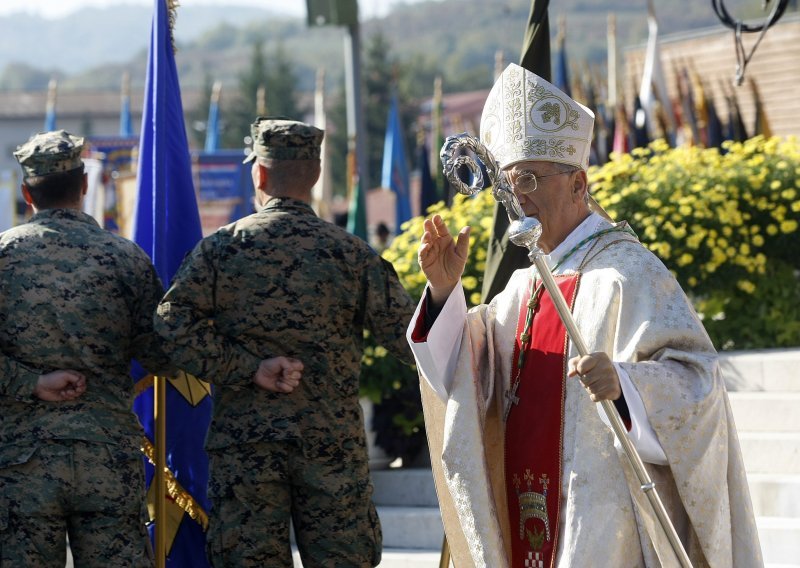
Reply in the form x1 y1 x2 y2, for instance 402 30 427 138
591 136 800 349
360 189 496 462
363 136 800 460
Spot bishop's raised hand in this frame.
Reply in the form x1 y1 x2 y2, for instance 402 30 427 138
418 214 471 307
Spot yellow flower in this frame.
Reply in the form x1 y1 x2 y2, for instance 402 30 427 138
737 280 757 294
677 253 693 266
780 220 798 233
462 276 479 291
686 233 704 250
766 224 778 236
470 292 482 306
711 247 727 264
752 234 765 247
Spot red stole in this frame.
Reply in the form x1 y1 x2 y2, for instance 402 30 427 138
505 274 580 568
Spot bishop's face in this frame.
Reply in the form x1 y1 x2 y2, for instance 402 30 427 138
503 160 587 253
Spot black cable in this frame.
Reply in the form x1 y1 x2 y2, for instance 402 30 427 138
712 0 789 32
711 0 791 84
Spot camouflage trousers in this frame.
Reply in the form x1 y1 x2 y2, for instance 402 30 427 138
0 440 152 567
207 439 381 567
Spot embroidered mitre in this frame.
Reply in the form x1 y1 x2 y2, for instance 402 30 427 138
480 63 595 170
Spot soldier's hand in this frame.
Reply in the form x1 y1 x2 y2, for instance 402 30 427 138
568 352 621 402
253 357 303 393
34 370 87 402
418 215 470 306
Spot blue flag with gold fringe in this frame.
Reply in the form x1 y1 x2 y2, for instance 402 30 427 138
131 0 212 565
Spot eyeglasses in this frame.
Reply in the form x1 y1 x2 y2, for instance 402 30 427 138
504 168 578 194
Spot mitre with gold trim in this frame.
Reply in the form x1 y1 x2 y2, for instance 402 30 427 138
480 63 595 171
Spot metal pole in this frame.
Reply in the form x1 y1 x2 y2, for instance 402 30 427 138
438 534 451 568
154 375 167 568
532 256 693 568
344 17 369 202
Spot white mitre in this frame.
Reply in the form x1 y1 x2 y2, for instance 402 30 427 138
480 63 595 170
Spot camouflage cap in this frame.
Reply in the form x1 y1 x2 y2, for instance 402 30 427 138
243 117 323 163
13 129 85 178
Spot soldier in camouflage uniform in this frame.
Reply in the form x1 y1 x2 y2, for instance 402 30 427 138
154 118 415 567
0 130 170 567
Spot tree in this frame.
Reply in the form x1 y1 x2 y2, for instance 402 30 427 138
327 31 418 197
222 41 302 149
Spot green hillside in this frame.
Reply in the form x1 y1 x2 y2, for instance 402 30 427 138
0 0 766 96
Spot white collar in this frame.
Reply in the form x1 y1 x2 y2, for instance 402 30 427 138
541 212 603 270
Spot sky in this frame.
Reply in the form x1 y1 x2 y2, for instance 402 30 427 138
0 0 429 20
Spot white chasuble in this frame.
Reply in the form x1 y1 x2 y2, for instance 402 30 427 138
408 215 763 568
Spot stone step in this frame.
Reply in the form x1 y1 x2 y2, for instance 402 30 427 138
371 467 439 507
729 392 800 432
375 548 444 568
739 432 800 475
721 348 800 392
377 505 444 550
757 517 800 566
749 474 800 518
293 547 444 567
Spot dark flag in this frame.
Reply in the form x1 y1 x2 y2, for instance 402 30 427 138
417 136 439 215
751 78 772 138
705 94 724 149
630 93 651 149
481 0 551 303
346 152 368 240
723 84 749 142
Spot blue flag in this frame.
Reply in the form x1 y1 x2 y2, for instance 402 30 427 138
44 78 57 131
120 72 133 137
120 96 133 138
554 25 571 97
381 95 411 233
204 82 221 153
204 100 219 152
132 1 212 566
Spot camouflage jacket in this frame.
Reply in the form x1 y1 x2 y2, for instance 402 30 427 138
155 197 415 450
0 208 170 464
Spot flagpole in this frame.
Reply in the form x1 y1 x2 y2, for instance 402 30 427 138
154 375 167 568
607 13 617 109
